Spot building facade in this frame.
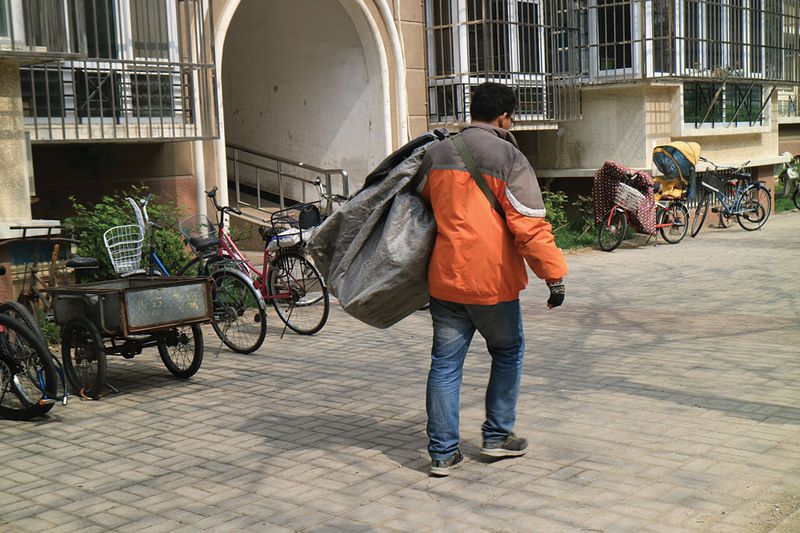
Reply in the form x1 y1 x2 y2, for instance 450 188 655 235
426 0 800 191
2 0 799 294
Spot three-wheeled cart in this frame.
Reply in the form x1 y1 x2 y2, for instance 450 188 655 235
48 277 213 399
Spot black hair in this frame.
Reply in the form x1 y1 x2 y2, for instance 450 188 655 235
470 83 517 122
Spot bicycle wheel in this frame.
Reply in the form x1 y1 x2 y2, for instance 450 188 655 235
210 270 267 354
0 301 45 346
598 208 627 252
157 325 203 378
177 256 205 276
0 314 58 420
61 316 107 400
0 301 65 401
737 185 771 231
689 191 710 238
717 210 732 228
658 202 689 244
268 250 330 335
17 292 45 319
793 187 800 210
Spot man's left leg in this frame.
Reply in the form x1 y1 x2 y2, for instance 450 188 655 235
469 300 528 457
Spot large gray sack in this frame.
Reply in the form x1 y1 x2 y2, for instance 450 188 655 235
307 145 436 329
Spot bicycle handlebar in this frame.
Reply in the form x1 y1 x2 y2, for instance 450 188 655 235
205 186 242 215
313 177 349 203
699 156 751 173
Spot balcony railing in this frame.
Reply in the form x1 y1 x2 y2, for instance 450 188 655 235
0 0 85 62
580 0 800 85
19 0 218 142
425 0 583 128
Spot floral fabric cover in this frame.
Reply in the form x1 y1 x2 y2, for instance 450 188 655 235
593 160 657 236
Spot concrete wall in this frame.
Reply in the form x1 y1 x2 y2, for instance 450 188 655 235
221 0 387 189
30 143 198 221
536 86 648 171
397 0 428 138
0 64 28 300
0 64 30 223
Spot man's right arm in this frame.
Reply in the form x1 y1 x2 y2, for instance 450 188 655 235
499 151 568 283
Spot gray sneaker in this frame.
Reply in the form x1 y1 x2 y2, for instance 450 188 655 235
430 450 464 476
481 434 528 457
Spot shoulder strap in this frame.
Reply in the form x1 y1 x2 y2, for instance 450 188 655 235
452 135 506 220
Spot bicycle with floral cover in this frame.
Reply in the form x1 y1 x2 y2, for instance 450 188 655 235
594 162 689 252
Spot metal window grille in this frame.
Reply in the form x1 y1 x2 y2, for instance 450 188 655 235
0 0 85 60
579 0 800 85
425 0 583 128
19 0 218 142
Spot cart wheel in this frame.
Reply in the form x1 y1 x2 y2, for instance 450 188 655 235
61 317 107 400
157 325 203 379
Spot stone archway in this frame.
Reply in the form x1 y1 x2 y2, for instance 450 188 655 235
215 0 396 193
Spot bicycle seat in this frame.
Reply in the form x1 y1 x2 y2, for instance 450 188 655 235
189 235 218 251
67 255 99 268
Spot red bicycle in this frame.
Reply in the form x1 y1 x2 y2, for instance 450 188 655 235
178 188 329 353
598 176 689 252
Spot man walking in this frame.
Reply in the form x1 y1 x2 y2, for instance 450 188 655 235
416 83 568 476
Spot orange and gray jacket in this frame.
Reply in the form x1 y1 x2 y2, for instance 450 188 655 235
416 123 568 305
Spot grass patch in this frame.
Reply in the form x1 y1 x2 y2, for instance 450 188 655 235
776 195 797 213
554 226 597 250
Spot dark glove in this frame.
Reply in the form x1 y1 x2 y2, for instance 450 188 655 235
546 280 565 309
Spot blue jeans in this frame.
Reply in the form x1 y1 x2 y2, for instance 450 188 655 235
426 297 525 460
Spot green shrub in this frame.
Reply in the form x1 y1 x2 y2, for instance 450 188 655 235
64 186 190 280
541 189 599 250
542 189 569 232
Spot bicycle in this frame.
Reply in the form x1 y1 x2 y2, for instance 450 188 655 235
11 226 98 320
106 195 266 357
598 173 689 252
0 266 62 420
178 187 330 338
778 154 800 210
689 158 771 237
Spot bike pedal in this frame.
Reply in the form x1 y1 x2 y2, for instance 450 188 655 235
38 398 57 406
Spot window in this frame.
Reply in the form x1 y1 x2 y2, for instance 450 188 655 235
84 0 117 58
20 69 65 117
0 0 9 38
587 0 640 77
684 81 764 126
27 0 181 122
517 0 541 73
426 0 552 122
750 0 762 73
467 0 510 74
131 0 171 59
430 0 454 76
678 0 764 77
74 69 121 119
132 74 173 117
651 0 672 74
597 0 632 70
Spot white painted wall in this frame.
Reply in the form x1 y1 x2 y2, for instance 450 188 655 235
537 87 648 170
222 0 387 190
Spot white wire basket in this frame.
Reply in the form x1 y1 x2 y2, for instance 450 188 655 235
615 182 646 212
103 224 144 275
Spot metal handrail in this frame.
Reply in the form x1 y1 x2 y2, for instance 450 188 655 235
226 142 349 212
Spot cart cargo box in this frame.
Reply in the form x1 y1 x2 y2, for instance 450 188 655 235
48 277 213 336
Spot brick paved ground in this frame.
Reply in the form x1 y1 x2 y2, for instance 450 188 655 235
1 211 800 532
